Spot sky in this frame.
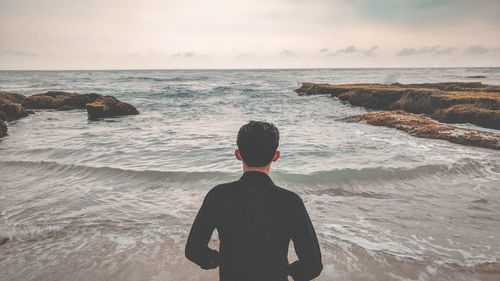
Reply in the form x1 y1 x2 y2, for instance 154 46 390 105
0 0 499 69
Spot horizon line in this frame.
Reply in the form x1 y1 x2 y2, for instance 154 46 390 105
1 66 499 72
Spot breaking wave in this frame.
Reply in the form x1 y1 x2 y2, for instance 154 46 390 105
117 76 209 82
1 158 498 187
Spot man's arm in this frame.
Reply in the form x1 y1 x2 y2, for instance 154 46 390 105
289 196 323 281
185 190 219 270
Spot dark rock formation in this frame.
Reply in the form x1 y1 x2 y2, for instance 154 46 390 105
350 110 500 150
0 92 27 138
390 82 500 92
0 91 26 103
431 105 500 129
295 82 353 96
86 96 139 118
21 91 101 110
61 93 102 110
22 91 138 118
466 75 487 79
21 94 59 109
0 96 29 121
0 90 139 138
295 82 500 130
0 119 7 138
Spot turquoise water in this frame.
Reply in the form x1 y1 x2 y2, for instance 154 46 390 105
1 68 500 281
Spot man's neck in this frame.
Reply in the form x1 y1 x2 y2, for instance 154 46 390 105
242 164 271 175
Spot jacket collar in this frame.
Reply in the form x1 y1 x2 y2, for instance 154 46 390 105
239 171 275 186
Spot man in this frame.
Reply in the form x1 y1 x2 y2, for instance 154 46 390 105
185 121 323 281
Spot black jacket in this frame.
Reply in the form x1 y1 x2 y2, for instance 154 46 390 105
185 171 323 281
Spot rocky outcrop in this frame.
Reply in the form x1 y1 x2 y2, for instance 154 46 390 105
390 82 500 92
0 91 26 103
0 92 29 121
21 91 101 110
431 104 500 129
86 96 139 118
0 119 7 138
0 91 29 138
295 82 500 130
0 90 138 138
0 99 29 121
350 110 500 150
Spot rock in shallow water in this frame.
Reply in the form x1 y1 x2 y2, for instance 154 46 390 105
295 82 500 130
350 110 500 150
431 104 500 130
86 96 139 118
0 119 7 138
0 97 29 121
21 91 138 118
1 90 139 138
390 82 499 92
0 91 26 104
0 92 29 137
21 91 101 110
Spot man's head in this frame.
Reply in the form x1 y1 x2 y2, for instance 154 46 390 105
235 121 280 168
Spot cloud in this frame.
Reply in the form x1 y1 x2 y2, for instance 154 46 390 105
319 48 328 53
433 47 455 55
326 45 379 57
335 45 357 55
465 45 500 55
280 49 295 56
236 53 254 59
397 46 439 56
171 52 199 58
363 46 379 57
397 48 418 56
326 45 356 56
397 45 459 56
0 48 39 57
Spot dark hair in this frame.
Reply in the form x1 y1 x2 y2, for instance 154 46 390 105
237 121 280 167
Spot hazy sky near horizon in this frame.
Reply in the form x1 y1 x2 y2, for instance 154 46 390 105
1 0 499 69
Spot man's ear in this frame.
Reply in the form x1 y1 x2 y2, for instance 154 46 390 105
235 149 242 161
272 150 281 162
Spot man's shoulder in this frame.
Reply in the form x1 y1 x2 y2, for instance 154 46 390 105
205 180 241 196
210 180 242 191
270 184 302 201
208 179 302 203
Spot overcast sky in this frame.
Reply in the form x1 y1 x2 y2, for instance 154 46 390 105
1 0 499 69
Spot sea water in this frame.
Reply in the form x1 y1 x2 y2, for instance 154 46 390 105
1 68 499 281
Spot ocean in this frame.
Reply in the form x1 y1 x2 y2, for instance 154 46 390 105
1 68 499 281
